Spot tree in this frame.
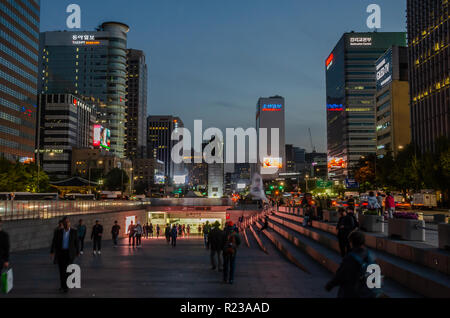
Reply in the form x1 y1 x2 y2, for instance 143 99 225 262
0 158 50 192
105 168 129 191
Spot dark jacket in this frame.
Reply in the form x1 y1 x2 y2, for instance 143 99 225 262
0 230 10 266
50 228 79 261
207 227 225 250
77 225 86 238
91 224 103 239
165 226 170 236
326 247 373 298
111 225 120 236
223 230 241 255
337 214 359 236
171 227 178 238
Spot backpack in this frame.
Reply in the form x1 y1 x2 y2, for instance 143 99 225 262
349 251 382 298
224 233 237 256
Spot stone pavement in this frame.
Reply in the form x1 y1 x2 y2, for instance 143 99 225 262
2 236 336 298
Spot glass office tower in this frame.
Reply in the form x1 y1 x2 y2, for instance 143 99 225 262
0 0 40 161
325 32 407 181
39 22 129 158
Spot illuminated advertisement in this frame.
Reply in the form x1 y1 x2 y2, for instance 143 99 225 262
154 175 166 184
326 53 334 70
328 157 346 169
236 183 247 190
93 125 111 150
263 157 283 169
71 34 100 45
327 104 344 111
173 175 186 185
376 48 393 90
262 104 283 112
349 37 372 47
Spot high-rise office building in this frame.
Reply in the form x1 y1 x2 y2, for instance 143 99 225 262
126 49 148 160
407 0 450 152
375 46 411 158
37 93 96 179
147 115 183 180
39 22 130 158
325 32 407 180
256 95 286 179
0 0 40 161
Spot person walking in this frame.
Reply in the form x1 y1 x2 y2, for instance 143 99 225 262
128 221 136 247
171 224 178 247
186 224 190 238
182 224 186 238
367 192 381 215
76 219 86 255
50 217 79 293
336 208 358 257
207 221 224 272
385 192 396 219
325 231 381 298
203 221 211 247
91 220 103 255
178 224 182 238
347 195 355 213
222 222 241 284
156 224 161 239
198 224 202 235
376 193 384 216
111 221 121 247
165 224 171 244
0 217 10 272
259 215 269 233
149 223 154 238
135 221 143 248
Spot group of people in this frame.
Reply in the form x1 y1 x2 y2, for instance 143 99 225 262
366 191 396 219
205 221 241 284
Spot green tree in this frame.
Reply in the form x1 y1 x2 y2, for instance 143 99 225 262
105 168 129 191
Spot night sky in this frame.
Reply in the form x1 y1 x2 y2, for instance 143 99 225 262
40 0 406 153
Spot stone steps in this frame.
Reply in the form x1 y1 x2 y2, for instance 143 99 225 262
271 212 450 298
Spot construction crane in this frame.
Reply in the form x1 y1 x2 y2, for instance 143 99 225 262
308 128 316 153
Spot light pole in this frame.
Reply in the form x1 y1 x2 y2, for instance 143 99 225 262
129 168 133 195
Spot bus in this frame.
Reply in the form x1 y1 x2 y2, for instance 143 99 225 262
64 193 96 201
0 192 59 201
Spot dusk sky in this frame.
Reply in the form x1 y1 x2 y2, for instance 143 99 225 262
40 0 407 153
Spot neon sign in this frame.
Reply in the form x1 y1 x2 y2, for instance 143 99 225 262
326 53 334 70
262 104 282 112
327 104 344 111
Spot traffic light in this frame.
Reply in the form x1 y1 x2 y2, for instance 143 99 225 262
270 185 275 190
279 185 284 190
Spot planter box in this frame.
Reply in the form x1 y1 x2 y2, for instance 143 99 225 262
438 223 450 250
359 214 384 233
323 210 339 223
388 219 425 241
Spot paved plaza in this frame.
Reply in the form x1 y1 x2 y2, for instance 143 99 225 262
2 235 336 298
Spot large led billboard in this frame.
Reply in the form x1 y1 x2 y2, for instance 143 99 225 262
328 157 346 169
376 48 393 90
93 125 111 150
262 157 283 169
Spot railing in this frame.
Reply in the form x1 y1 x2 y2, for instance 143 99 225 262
0 200 151 221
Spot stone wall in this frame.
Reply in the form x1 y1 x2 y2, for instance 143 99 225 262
3 209 149 252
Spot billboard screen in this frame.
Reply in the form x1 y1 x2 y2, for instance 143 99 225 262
328 157 346 169
376 48 393 90
154 175 166 185
263 157 283 169
93 125 111 150
173 175 186 185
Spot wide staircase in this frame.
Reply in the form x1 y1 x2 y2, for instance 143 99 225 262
240 206 450 298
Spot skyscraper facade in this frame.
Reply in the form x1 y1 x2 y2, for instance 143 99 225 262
126 49 148 160
147 115 183 180
256 95 286 179
39 22 130 158
407 0 450 152
325 32 407 180
0 0 40 161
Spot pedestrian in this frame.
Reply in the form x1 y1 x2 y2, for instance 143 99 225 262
76 219 86 255
203 221 211 247
198 224 202 235
156 224 161 239
222 221 241 284
336 208 358 257
149 223 154 238
178 224 182 238
142 223 147 238
207 221 224 272
111 221 121 247
186 224 190 238
259 215 269 233
128 221 136 247
182 224 186 237
367 191 381 215
171 224 178 247
50 216 79 293
376 193 384 215
91 220 103 255
165 224 171 244
0 217 10 272
347 195 355 213
135 221 143 247
385 192 396 219
325 231 381 298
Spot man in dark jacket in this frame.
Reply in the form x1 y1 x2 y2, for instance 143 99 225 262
50 216 79 293
207 221 224 271
111 221 121 247
336 208 358 257
222 222 241 284
170 224 178 247
91 220 103 255
0 217 10 271
325 231 377 298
